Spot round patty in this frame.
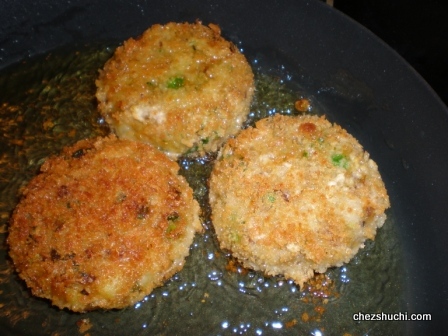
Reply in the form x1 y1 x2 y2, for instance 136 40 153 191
8 136 202 312
96 21 254 158
209 114 390 287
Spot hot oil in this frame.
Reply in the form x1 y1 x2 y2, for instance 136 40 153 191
0 45 404 335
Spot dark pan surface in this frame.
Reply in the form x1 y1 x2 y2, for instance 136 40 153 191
1 0 447 334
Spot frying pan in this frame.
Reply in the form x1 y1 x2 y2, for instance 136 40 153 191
1 0 447 334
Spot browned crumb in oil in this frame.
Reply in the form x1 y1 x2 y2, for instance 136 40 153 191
42 119 55 131
201 292 210 303
299 305 327 323
301 273 339 303
77 318 93 334
299 273 339 322
294 98 311 112
301 312 310 323
225 257 249 276
0 224 7 233
224 259 339 324
224 260 339 323
285 318 297 328
9 139 24 146
0 302 31 326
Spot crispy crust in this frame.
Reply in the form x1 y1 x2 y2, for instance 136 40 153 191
8 136 202 312
96 22 254 158
209 114 390 287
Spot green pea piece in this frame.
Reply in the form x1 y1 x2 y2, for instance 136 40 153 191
331 153 349 169
167 76 184 89
166 212 180 234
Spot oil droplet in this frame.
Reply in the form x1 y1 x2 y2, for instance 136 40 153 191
271 321 283 329
311 329 324 336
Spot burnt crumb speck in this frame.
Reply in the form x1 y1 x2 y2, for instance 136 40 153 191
54 219 64 232
84 248 93 259
137 205 150 219
167 212 179 221
274 189 290 202
57 185 69 197
50 249 61 261
27 233 38 243
71 147 92 158
71 149 85 158
168 182 182 201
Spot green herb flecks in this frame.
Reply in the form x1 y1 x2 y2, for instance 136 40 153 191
264 192 276 204
167 76 184 89
230 231 241 243
166 212 180 233
331 153 349 169
184 144 199 155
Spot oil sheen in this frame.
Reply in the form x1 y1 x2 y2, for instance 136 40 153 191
0 45 404 335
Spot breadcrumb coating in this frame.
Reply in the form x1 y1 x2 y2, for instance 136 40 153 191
96 21 254 158
209 114 390 286
8 136 202 312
